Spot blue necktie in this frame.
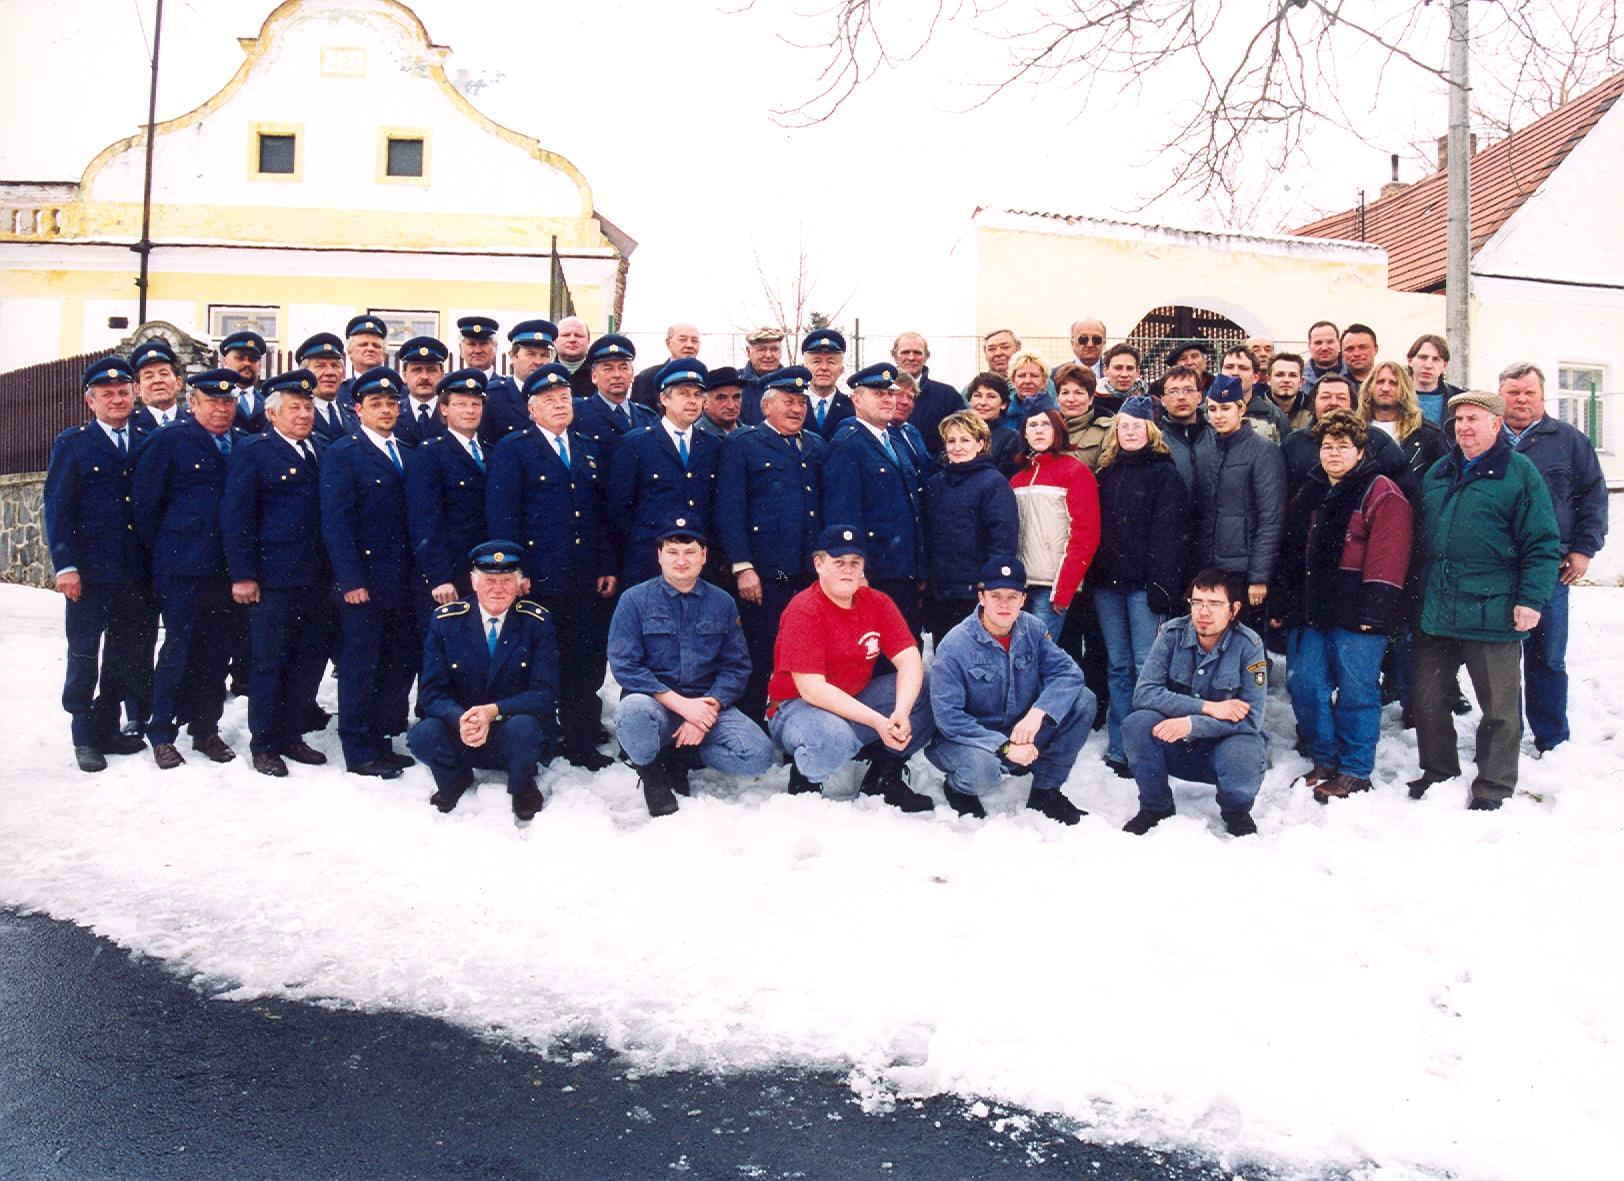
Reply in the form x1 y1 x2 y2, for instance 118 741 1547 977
676 430 689 467
487 618 499 656
417 404 431 433
880 430 899 464
613 405 630 432
113 428 127 456
238 393 253 418
470 437 484 471
386 438 402 473
555 435 570 468
815 400 827 428
215 434 232 457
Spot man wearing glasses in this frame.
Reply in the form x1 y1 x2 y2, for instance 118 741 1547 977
1068 318 1108 382
1120 567 1269 838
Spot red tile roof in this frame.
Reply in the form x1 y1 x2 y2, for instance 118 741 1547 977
1291 70 1624 292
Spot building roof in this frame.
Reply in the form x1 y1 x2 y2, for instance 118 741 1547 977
1291 70 1624 293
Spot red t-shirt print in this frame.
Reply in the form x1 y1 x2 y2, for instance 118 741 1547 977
767 585 914 710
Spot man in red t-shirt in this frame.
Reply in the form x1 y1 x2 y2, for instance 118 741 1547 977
766 525 935 810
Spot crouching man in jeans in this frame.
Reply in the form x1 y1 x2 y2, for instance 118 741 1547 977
767 525 935 811
408 541 559 822
925 558 1094 824
608 516 776 818
1122 567 1268 837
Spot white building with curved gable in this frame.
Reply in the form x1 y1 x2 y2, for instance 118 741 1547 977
0 0 634 369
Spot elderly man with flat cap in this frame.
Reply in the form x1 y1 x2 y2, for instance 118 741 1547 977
738 326 785 425
408 541 560 822
221 367 337 777
609 516 774 817
45 356 154 771
926 557 1093 824
766 524 935 811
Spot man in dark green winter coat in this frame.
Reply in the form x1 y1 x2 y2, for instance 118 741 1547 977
1409 390 1561 809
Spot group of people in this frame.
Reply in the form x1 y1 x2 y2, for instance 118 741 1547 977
44 309 1607 831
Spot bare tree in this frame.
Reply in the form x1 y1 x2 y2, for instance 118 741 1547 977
744 231 853 339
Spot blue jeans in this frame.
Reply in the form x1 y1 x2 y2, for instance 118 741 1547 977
925 705 1091 794
1024 586 1066 639
1286 626 1388 778
1093 587 1162 763
614 694 776 776
769 674 934 784
1121 709 1267 814
1523 580 1569 749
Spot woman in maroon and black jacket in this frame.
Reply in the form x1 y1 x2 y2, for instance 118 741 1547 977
1271 410 1413 801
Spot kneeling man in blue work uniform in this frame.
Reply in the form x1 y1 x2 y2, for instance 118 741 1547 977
926 558 1093 824
408 541 560 822
1122 567 1269 837
608 516 775 817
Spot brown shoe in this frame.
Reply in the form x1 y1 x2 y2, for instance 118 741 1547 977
1315 773 1373 802
152 743 185 770
1300 764 1337 788
191 734 237 764
281 740 327 766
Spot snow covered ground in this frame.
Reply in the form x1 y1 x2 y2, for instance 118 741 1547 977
2 582 1621 1181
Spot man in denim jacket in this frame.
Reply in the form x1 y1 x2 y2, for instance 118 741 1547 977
926 558 1093 825
1121 567 1269 837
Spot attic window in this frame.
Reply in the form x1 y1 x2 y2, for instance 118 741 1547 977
386 137 424 178
258 134 296 175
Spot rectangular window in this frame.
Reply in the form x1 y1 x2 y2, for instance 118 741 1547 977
1557 364 1608 453
386 137 424 178
370 309 439 348
257 134 296 175
209 305 280 347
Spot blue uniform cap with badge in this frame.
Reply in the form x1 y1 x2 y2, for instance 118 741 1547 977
457 316 500 340
522 363 573 397
847 362 899 392
657 358 710 392
130 339 177 372
586 333 637 366
1119 394 1156 420
83 356 135 387
345 314 388 339
761 365 813 395
1206 374 1247 405
262 368 317 399
706 366 744 392
657 515 707 544
468 540 525 573
437 367 488 397
507 319 558 347
397 336 449 366
187 367 248 398
219 330 267 358
295 332 346 362
352 365 404 401
815 524 867 559
978 557 1028 592
801 328 846 355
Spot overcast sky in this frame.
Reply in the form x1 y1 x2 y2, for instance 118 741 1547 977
0 0 1553 343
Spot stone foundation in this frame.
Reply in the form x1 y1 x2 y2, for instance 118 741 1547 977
1 471 50 588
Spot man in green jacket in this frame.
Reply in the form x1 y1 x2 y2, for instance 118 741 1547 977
1409 390 1561 809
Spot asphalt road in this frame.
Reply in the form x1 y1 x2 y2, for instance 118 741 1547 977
0 908 1305 1181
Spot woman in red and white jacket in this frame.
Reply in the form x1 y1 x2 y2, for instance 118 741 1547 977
1010 409 1100 636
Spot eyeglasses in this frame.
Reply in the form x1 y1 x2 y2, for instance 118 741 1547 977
1075 335 1104 346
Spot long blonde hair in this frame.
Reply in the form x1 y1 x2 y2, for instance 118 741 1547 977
1097 416 1170 468
1357 360 1423 440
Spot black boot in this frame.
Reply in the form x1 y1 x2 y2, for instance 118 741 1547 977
100 732 147 756
1407 772 1453 800
666 746 699 795
1026 787 1084 826
1468 795 1503 812
430 771 473 814
859 753 934 813
639 758 680 818
786 764 822 795
1221 809 1258 837
1122 806 1175 835
511 781 544 821
943 785 986 818
74 745 107 773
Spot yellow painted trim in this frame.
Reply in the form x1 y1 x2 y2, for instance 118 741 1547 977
247 122 304 182
77 0 603 234
375 127 431 187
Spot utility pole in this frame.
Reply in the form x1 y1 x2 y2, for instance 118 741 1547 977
1446 0 1471 384
134 0 164 325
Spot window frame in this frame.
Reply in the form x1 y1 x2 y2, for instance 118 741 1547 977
208 304 281 349
248 123 303 181
369 309 440 349
377 127 431 187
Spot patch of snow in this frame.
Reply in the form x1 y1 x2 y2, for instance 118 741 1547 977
2 584 1622 1180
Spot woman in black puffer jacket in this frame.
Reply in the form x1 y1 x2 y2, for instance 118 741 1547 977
922 410 1019 643
1092 396 1192 772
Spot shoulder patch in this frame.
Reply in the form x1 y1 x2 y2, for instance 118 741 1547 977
434 600 472 619
1248 658 1268 686
1247 659 1267 674
513 599 549 620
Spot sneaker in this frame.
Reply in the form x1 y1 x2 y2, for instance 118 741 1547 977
1026 787 1084 826
1220 809 1258 837
943 786 986 818
1122 806 1175 835
786 765 822 795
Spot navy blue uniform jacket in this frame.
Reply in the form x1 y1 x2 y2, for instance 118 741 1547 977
406 433 488 590
484 426 611 595
44 421 149 582
417 597 560 729
319 432 417 609
714 426 825 576
393 397 449 449
572 394 658 463
220 432 328 589
822 419 926 580
132 419 247 578
308 399 358 444
606 423 721 578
